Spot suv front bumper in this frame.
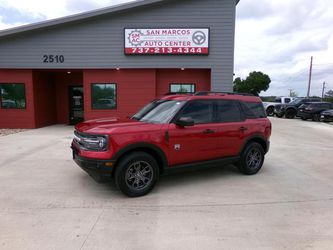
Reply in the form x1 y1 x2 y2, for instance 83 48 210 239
72 148 114 182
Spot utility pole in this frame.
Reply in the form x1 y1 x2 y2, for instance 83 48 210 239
288 89 293 97
322 81 326 99
307 56 313 97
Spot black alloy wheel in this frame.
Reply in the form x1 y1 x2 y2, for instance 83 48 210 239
115 152 159 197
125 161 154 191
237 142 265 175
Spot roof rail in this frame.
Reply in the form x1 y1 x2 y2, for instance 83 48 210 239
194 91 254 96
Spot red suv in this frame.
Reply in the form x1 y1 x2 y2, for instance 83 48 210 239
71 92 271 197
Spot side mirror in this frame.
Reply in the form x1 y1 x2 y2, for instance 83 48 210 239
176 117 195 127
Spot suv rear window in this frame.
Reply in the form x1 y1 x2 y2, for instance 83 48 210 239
241 102 266 119
216 100 242 123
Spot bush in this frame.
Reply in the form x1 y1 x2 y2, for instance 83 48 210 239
323 97 333 103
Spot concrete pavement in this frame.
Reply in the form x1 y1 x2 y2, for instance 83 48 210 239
0 118 332 249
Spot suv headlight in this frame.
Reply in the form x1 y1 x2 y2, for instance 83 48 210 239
74 131 108 151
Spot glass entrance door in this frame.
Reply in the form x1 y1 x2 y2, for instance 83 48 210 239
69 86 84 125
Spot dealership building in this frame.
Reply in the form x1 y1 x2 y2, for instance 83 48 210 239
0 0 239 128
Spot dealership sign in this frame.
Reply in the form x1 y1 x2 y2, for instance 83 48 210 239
125 28 209 55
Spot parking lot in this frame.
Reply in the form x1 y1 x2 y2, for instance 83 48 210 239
0 117 332 249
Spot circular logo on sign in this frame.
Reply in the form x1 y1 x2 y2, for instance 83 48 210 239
192 31 206 45
128 30 144 46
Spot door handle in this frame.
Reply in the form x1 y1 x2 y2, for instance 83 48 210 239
203 129 215 134
239 127 248 132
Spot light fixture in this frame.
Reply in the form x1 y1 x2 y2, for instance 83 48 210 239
181 68 185 71
67 71 71 74
116 68 120 71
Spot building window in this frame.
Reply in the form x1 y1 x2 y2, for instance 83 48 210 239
170 83 196 93
0 83 26 109
91 83 117 110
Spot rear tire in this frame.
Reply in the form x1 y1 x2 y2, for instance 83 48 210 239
237 142 265 175
276 113 284 118
266 106 275 116
115 152 159 197
301 117 307 121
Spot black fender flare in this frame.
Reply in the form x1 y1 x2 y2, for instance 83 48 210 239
112 142 168 170
239 134 269 154
286 107 297 112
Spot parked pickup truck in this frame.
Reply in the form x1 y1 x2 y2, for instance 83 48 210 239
263 97 295 116
275 97 321 119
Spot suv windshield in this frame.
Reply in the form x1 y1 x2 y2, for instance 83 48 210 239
131 100 164 120
140 100 185 124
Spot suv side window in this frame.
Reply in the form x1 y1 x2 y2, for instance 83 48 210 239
241 101 266 119
179 100 214 124
216 100 242 123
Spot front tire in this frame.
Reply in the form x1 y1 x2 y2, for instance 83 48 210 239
285 109 296 119
312 114 320 121
237 142 265 175
115 152 159 197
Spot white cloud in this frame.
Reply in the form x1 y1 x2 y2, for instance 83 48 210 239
0 0 134 20
235 0 333 97
0 0 69 19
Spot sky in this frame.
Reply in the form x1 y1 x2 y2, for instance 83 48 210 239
0 0 333 97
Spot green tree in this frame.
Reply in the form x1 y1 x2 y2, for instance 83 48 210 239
325 89 333 97
233 71 271 96
289 90 298 97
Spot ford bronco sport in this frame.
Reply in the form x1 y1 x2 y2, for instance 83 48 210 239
71 92 271 197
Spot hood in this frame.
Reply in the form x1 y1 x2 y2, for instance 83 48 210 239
276 103 293 108
75 117 145 134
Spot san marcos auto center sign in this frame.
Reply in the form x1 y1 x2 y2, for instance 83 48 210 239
125 28 209 55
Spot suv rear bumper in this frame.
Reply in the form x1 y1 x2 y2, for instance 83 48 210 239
72 148 114 182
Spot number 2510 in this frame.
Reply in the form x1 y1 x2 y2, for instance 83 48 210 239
43 55 65 63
